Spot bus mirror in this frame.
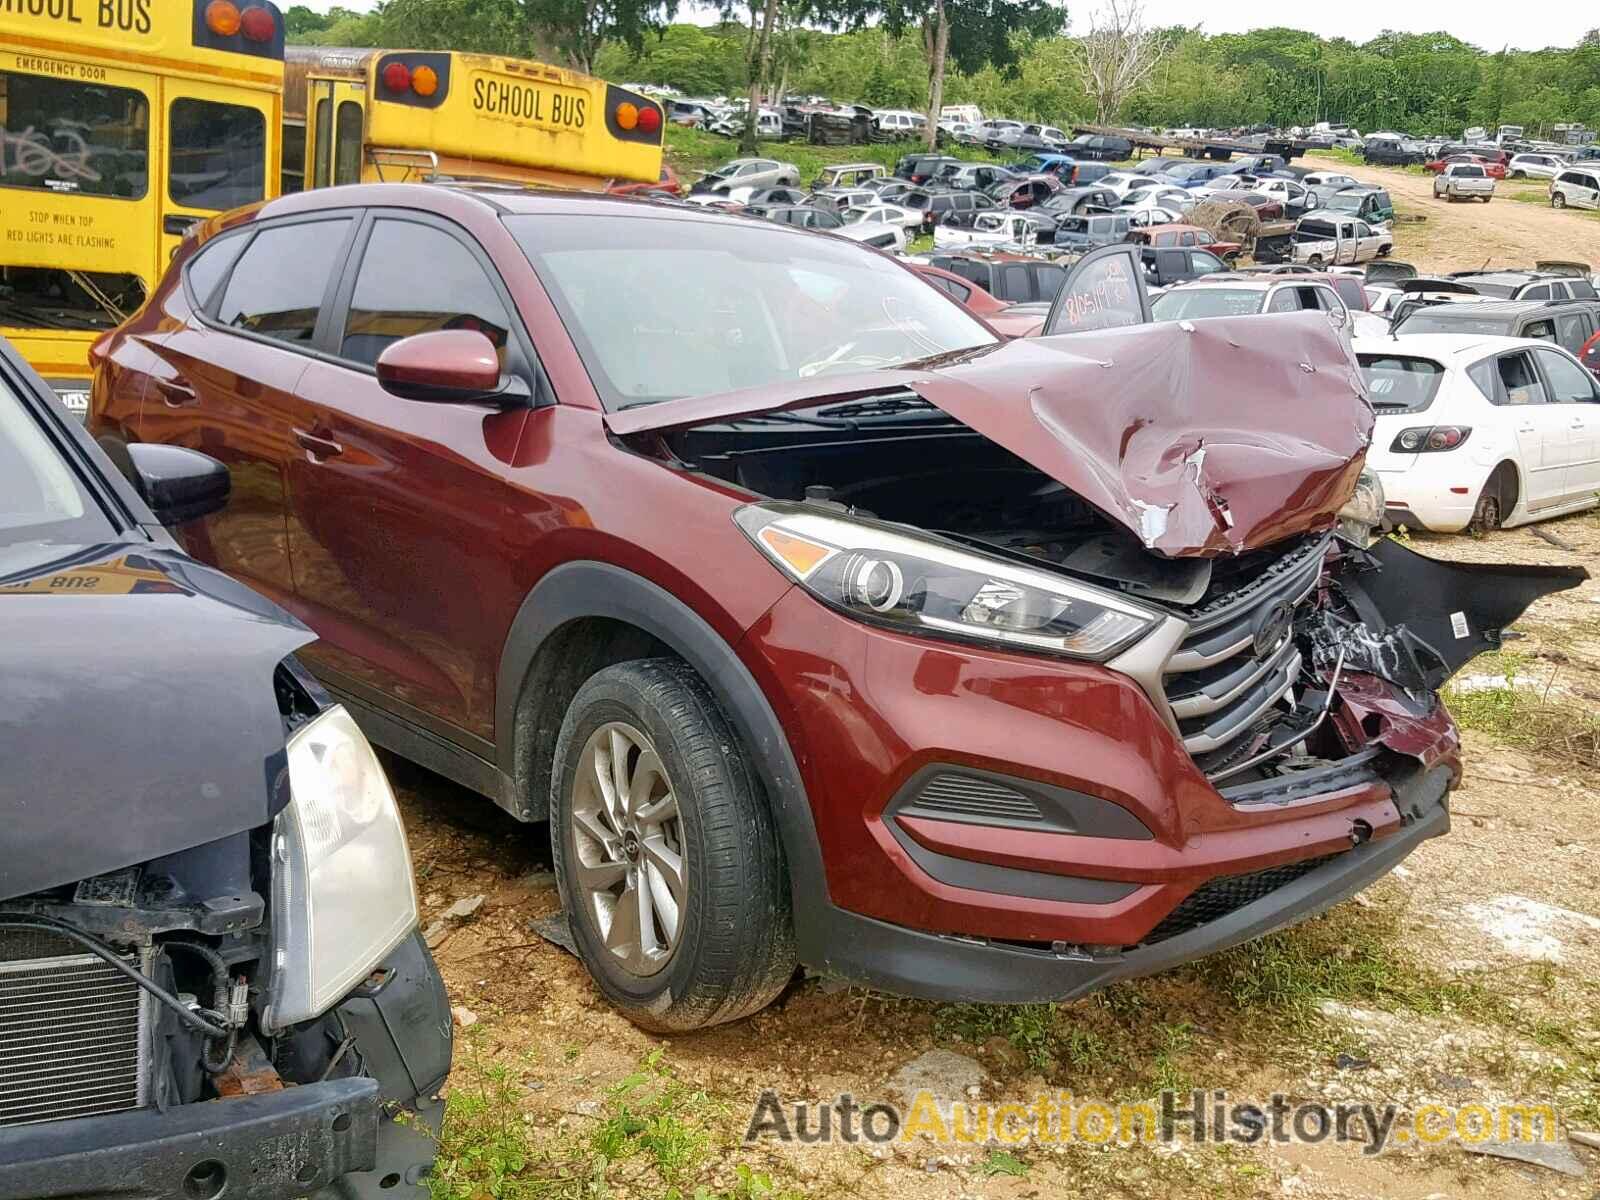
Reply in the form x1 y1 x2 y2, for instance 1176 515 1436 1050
375 330 512 405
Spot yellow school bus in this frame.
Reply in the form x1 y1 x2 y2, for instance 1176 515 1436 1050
282 47 665 195
1 0 284 417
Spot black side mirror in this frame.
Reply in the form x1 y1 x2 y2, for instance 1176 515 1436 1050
122 443 231 524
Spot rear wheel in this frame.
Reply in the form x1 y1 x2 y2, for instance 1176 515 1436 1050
551 658 796 1031
1469 464 1517 535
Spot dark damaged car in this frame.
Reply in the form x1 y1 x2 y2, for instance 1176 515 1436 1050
92 188 1585 1031
0 338 449 1195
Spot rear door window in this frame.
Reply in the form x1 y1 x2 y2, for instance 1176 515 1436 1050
1521 285 1552 301
214 218 353 345
1497 351 1549 405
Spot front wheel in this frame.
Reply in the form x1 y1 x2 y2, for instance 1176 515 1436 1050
1553 193 1567 209
551 658 796 1032
1510 169 1525 179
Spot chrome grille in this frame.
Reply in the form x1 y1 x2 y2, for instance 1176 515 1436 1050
0 930 149 1127
1160 538 1327 775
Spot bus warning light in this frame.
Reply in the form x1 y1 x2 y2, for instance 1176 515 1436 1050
636 104 661 134
412 65 439 96
240 5 276 41
204 0 241 36
381 61 412 93
615 102 638 131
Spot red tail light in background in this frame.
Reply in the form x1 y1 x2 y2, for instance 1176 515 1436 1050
239 4 274 40
381 61 412 93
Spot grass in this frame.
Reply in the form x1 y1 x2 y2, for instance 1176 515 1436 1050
1443 648 1600 769
429 1046 803 1200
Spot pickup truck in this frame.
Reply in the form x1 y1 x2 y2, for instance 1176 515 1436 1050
1289 214 1394 266
933 210 1042 251
1434 162 1495 203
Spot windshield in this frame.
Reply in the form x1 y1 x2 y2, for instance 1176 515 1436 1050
507 214 996 409
1394 310 1514 335
1324 193 1364 212
1357 354 1446 412
1150 288 1265 320
0 369 113 546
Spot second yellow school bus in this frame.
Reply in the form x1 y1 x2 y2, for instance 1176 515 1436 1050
283 47 665 195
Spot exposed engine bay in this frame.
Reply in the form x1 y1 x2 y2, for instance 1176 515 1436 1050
657 394 1585 793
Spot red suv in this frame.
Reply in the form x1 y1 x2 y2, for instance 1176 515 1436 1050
91 188 1582 1031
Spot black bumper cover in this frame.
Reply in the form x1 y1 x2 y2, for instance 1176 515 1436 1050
0 1077 380 1200
801 763 1452 1004
0 931 451 1200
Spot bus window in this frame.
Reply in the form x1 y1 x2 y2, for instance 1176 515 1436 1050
334 101 363 185
313 97 333 189
0 70 149 200
168 99 267 211
339 219 510 367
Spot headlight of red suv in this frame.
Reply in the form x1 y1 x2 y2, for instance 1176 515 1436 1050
735 503 1159 661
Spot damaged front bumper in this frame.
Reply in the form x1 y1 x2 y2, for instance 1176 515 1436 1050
0 1078 386 1200
805 761 1453 1005
758 533 1585 1003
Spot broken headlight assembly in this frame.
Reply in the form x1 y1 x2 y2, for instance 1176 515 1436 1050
263 705 419 1031
735 503 1159 660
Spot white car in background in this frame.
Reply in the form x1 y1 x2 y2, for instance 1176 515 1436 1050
1118 185 1195 214
1355 334 1600 532
835 221 908 253
1507 153 1565 180
842 202 922 232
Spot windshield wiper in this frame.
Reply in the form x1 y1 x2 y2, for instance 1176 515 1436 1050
815 395 938 420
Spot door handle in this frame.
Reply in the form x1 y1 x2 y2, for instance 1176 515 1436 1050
293 427 344 459
153 377 197 406
163 214 202 236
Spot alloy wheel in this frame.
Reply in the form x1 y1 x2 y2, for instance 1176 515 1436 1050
570 721 686 977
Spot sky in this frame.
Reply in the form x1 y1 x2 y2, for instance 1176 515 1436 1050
292 0 1590 54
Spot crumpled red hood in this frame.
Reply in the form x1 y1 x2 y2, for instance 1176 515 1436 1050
607 311 1374 557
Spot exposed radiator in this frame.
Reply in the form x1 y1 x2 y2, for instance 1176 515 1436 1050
0 929 149 1127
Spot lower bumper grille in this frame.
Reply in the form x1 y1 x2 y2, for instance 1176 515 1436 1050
1140 854 1341 946
0 930 149 1127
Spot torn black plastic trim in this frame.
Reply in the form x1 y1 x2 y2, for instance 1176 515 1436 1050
1340 538 1587 685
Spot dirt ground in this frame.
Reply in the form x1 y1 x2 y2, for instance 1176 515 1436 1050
1299 151 1600 272
398 510 1600 1200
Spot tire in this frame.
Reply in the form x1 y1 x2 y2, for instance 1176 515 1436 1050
1553 193 1567 209
1308 255 1324 267
550 658 796 1032
1510 169 1525 179
1468 465 1515 535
